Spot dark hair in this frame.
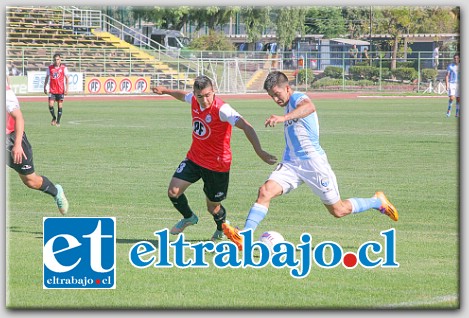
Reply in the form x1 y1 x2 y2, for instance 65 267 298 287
263 71 289 91
53 53 61 59
193 75 213 91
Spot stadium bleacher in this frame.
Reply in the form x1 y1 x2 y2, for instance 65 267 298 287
6 6 190 88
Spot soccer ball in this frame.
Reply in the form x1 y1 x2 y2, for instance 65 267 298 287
259 231 285 250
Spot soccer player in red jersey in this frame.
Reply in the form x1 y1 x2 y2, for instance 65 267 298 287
43 53 70 127
152 75 277 241
6 83 69 214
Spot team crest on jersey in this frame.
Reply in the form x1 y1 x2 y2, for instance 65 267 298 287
205 114 212 123
192 118 211 140
320 177 330 187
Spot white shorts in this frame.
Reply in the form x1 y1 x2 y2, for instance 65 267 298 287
448 82 459 98
268 155 341 205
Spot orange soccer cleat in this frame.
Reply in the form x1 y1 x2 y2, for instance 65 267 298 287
222 222 243 250
375 191 398 221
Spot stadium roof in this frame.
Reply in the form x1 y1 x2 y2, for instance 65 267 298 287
330 38 371 46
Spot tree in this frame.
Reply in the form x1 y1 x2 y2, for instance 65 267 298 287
374 7 414 69
304 7 346 39
240 7 271 50
191 7 236 31
131 6 191 30
274 7 307 50
189 31 235 51
342 7 370 39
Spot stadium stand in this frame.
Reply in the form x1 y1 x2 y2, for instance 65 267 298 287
6 6 192 89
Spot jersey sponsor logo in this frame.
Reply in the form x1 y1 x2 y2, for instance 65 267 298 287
284 118 299 128
192 118 211 140
43 217 116 289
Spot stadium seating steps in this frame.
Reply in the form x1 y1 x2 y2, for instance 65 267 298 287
6 6 189 86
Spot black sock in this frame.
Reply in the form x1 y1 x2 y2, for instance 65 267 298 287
49 107 56 120
169 194 193 218
213 205 226 231
39 176 58 197
57 107 63 123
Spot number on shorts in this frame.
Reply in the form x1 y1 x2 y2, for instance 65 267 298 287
176 162 186 173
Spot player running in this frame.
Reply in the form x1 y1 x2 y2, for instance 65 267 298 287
151 75 277 241
6 83 69 214
43 53 69 127
223 71 398 250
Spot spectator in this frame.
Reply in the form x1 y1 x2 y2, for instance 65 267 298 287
349 44 359 66
362 48 371 65
432 46 440 70
10 64 20 76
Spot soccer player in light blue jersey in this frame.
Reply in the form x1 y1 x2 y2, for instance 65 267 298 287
445 53 460 118
223 71 398 250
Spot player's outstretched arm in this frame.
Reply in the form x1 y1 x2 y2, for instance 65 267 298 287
151 86 187 102
265 99 316 127
235 118 277 165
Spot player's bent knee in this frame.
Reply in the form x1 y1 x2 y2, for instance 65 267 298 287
167 189 179 199
257 185 274 201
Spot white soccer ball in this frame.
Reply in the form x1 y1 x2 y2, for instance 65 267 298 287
259 231 285 250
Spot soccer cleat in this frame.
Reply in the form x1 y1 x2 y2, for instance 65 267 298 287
211 220 230 242
222 222 243 250
51 119 57 126
56 122 61 127
375 191 398 221
170 214 198 235
211 230 225 242
54 184 69 215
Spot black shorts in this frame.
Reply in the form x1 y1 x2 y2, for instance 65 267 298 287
49 94 64 101
173 158 229 202
6 131 35 175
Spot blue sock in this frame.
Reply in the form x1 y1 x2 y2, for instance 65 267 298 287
447 101 452 113
244 203 268 231
456 103 460 116
348 197 382 214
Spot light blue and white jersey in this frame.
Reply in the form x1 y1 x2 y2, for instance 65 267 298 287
282 91 325 162
446 62 459 83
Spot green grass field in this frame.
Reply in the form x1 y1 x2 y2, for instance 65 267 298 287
6 96 459 309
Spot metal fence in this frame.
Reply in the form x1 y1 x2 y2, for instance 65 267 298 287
6 46 454 95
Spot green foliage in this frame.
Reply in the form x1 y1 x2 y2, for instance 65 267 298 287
240 7 271 43
391 67 418 81
349 66 380 81
188 31 235 51
396 61 415 69
323 66 343 79
274 7 307 49
296 68 315 85
311 77 342 88
421 68 438 82
305 7 346 38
